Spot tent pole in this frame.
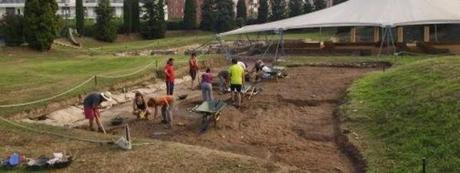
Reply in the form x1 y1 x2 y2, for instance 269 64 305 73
388 26 396 55
280 29 285 57
217 35 231 60
434 25 439 43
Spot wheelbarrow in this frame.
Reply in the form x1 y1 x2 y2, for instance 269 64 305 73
191 100 227 133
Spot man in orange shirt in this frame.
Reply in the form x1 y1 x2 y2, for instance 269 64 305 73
147 95 175 128
189 53 199 89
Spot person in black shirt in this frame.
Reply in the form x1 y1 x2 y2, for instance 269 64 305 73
83 92 112 132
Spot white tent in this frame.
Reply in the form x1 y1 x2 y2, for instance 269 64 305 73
219 0 460 36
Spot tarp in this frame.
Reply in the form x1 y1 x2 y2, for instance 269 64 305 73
219 0 460 36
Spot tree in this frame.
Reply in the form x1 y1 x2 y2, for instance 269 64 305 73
140 0 166 39
183 0 197 29
236 0 247 26
314 0 326 11
214 0 235 32
270 0 286 21
288 0 304 17
23 0 59 51
303 0 314 14
200 0 215 31
123 0 140 33
2 14 24 46
76 0 84 34
257 0 269 23
95 0 117 42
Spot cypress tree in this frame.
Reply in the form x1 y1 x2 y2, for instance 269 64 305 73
236 0 247 24
140 0 165 39
214 0 235 32
200 0 215 31
257 0 269 24
314 0 326 11
95 0 117 42
76 0 84 34
183 0 197 29
270 0 286 21
288 0 304 17
131 0 140 32
123 0 131 33
303 0 314 14
23 0 59 51
155 0 166 38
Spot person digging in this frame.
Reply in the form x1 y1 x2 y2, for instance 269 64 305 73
83 91 113 133
132 92 150 120
147 95 175 129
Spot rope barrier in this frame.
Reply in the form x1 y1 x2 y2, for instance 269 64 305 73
0 76 95 108
98 60 156 79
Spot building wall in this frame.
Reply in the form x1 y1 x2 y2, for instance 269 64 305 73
166 0 184 20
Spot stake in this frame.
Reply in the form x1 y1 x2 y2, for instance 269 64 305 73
94 75 98 88
125 124 131 142
95 112 106 134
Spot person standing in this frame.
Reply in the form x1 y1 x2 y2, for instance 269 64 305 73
147 95 175 129
228 58 245 108
189 53 199 89
164 58 175 95
83 92 112 132
200 68 213 101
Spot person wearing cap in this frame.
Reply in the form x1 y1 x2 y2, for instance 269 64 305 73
147 95 175 128
83 91 112 132
228 58 245 108
189 53 199 89
164 58 175 95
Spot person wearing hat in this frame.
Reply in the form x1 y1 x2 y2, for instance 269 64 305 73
164 58 176 95
83 91 112 132
147 95 175 129
132 92 150 120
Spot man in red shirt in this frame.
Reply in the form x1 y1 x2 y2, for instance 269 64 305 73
189 53 199 89
164 58 175 95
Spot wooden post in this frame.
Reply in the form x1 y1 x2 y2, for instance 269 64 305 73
397 27 404 43
373 27 380 43
350 27 357 43
424 26 431 42
125 125 131 142
94 76 98 88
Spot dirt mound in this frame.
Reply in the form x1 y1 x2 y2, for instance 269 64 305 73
111 66 375 172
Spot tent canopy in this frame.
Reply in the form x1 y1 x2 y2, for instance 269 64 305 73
219 0 460 36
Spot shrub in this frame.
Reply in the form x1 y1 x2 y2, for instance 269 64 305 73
94 0 117 42
166 20 183 30
2 14 24 46
23 0 59 51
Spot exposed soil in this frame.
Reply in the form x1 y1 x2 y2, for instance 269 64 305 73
110 66 376 172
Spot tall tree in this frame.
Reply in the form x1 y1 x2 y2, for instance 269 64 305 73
200 0 215 31
123 0 132 33
236 0 247 26
131 0 140 31
76 0 84 34
270 0 286 21
214 0 235 32
257 0 269 23
141 0 166 39
303 0 314 14
23 0 59 51
183 0 197 29
288 0 304 17
313 0 326 11
95 0 117 42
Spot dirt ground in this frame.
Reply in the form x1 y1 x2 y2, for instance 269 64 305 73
109 66 375 173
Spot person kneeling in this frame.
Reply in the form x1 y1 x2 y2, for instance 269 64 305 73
133 92 150 120
147 96 175 129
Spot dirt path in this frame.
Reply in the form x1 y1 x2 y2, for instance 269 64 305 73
108 66 375 172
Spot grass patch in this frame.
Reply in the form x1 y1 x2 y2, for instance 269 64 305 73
281 55 434 67
342 57 460 172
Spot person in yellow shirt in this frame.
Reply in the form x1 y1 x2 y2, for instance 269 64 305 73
228 58 245 108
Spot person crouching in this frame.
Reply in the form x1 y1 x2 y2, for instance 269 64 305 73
133 92 150 120
147 95 175 129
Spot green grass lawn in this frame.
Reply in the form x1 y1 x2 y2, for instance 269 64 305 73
342 56 460 172
224 30 335 42
280 55 433 66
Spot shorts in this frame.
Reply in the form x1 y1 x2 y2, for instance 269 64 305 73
230 84 242 93
83 107 99 120
189 69 197 80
